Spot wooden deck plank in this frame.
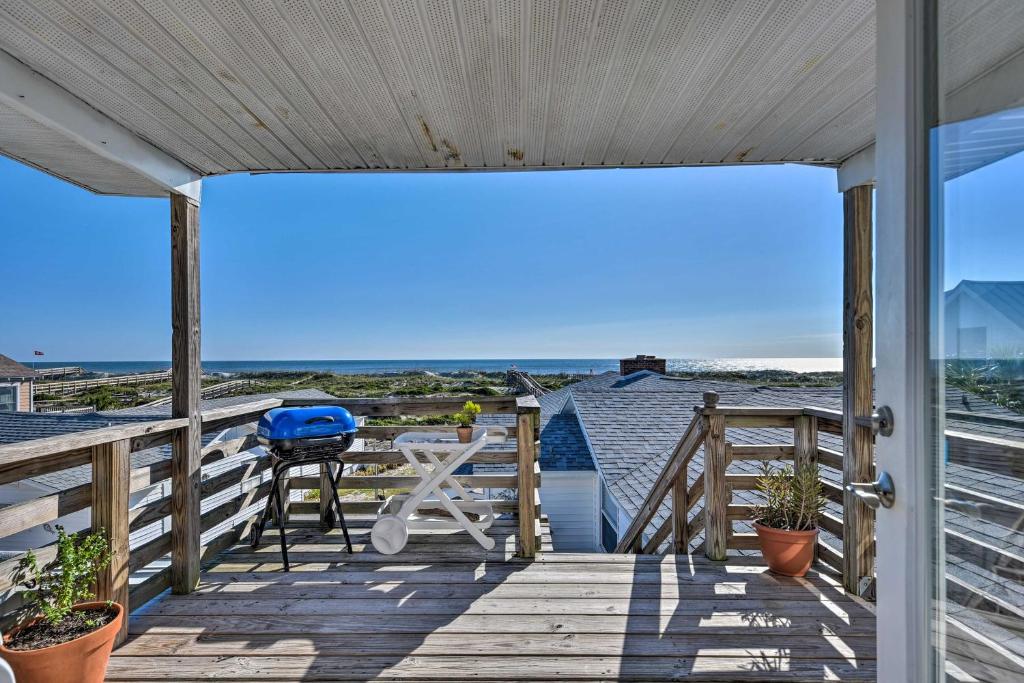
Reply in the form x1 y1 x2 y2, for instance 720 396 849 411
113 518 876 681
129 612 876 636
139 596 869 616
116 631 876 658
160 578 862 601
105 654 875 681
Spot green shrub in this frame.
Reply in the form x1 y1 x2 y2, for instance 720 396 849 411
13 526 112 627
453 400 482 427
753 463 825 532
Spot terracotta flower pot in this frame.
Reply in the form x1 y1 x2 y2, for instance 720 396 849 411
456 426 473 443
1 601 123 683
753 522 818 577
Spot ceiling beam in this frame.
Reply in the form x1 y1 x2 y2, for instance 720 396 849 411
0 49 201 200
837 144 875 192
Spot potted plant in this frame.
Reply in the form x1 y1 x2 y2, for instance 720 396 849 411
752 463 826 577
453 400 482 443
1 526 122 683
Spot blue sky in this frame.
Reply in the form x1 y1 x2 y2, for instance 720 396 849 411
0 156 852 361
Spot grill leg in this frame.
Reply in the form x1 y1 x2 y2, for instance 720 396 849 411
327 460 353 554
271 464 290 571
251 461 281 548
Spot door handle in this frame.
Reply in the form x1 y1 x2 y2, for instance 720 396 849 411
845 471 895 509
853 405 895 437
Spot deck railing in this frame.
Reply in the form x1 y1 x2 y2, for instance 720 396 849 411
614 392 867 588
0 393 541 645
615 391 1024 606
614 393 872 585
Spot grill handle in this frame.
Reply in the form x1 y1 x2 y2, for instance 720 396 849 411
304 416 336 425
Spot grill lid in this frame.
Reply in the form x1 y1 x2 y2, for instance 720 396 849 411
257 406 357 442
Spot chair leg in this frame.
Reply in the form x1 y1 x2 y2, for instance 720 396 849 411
272 465 290 571
327 461 353 554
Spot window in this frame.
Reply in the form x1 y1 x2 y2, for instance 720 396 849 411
600 483 620 552
600 514 617 553
0 384 17 412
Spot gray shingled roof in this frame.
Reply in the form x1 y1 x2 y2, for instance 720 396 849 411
474 375 612 473
0 354 39 380
0 389 335 491
947 280 1024 331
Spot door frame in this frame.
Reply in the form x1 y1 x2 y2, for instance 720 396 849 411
874 0 940 680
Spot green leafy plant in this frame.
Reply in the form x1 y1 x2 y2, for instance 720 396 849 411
13 526 112 627
453 400 482 427
753 463 825 532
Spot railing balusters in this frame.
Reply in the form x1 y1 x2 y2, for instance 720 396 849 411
516 395 541 558
91 437 130 645
702 392 729 561
671 471 688 553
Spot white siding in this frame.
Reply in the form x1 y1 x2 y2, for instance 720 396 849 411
538 471 599 552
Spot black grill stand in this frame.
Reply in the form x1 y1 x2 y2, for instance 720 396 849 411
250 453 353 571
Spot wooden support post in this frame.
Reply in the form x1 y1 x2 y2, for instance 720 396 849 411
170 192 202 595
702 392 728 561
516 395 541 558
843 184 875 594
671 472 688 553
794 415 818 470
91 437 130 645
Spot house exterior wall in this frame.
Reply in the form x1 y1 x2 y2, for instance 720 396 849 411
537 471 599 551
944 294 1023 358
18 381 31 411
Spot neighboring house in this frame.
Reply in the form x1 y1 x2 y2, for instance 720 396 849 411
945 280 1024 359
0 389 336 568
0 354 37 412
483 359 1024 560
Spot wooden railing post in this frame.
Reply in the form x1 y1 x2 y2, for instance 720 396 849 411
794 414 819 563
794 415 818 470
702 392 728 561
170 191 202 595
843 183 875 594
516 395 541 558
671 471 688 553
91 437 130 645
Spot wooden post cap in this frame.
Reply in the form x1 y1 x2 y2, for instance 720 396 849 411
703 392 720 408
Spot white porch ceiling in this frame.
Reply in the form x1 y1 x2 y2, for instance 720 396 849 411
0 0 1020 196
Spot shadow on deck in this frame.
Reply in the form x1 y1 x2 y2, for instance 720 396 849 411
110 517 876 681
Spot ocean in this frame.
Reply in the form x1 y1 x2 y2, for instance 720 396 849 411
27 358 842 376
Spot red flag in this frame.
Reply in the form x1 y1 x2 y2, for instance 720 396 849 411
33 350 44 356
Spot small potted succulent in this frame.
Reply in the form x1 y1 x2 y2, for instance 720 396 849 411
752 463 826 577
1 527 122 683
453 400 482 443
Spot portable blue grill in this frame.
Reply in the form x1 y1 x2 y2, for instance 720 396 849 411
251 406 358 569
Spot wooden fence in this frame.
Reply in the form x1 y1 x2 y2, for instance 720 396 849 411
36 370 173 396
31 366 85 379
0 394 541 645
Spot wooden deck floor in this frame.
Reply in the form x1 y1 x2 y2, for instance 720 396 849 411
111 518 876 681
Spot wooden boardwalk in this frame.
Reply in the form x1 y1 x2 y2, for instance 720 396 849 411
111 518 876 681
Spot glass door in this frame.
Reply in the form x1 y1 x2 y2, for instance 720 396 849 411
875 2 1024 681
925 1 1024 679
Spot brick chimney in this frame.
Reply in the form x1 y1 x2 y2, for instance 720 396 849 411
619 354 666 376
